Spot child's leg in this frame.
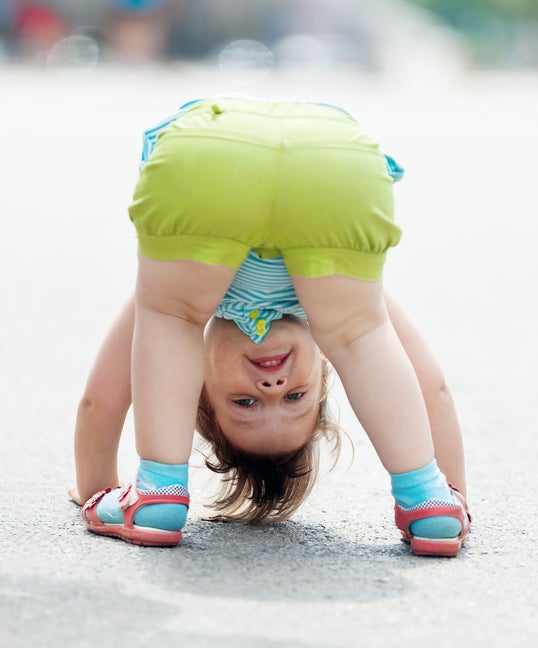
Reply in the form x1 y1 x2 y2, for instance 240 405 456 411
131 255 236 465
293 275 466 545
88 256 235 541
294 275 434 472
384 285 467 496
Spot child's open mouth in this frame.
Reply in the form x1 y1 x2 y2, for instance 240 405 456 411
249 352 290 371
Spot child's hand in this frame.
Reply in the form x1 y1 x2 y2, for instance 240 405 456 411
68 486 85 506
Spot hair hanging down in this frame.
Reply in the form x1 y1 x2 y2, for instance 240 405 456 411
196 361 342 524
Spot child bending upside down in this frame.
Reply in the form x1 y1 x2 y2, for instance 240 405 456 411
72 98 471 556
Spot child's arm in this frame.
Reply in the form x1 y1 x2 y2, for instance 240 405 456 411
383 285 467 497
69 297 135 504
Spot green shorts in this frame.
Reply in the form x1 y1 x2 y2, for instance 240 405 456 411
129 98 401 281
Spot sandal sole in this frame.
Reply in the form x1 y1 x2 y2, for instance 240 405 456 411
85 522 182 547
401 524 470 557
408 536 463 557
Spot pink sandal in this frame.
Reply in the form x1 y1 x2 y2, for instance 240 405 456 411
394 485 471 557
82 483 190 547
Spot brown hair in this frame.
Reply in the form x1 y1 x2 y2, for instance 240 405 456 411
196 361 341 524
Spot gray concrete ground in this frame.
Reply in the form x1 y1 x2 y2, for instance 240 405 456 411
1 64 537 647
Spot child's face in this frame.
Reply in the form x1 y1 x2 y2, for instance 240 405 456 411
204 316 323 456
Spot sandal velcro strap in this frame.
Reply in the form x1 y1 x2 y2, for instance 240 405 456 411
82 488 114 525
117 483 190 523
448 483 472 524
85 488 112 508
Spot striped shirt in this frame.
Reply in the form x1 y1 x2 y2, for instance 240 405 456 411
137 99 404 343
214 250 307 344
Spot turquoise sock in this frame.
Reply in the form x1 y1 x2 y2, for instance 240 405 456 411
96 459 189 532
390 459 462 539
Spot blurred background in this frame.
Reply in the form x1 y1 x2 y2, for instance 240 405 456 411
0 1 536 415
0 0 537 70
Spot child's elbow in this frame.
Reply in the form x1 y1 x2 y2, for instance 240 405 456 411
77 386 131 420
420 369 454 407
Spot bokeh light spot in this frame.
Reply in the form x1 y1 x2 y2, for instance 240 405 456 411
218 39 274 84
47 35 100 70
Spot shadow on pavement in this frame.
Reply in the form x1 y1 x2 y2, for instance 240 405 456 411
130 517 424 604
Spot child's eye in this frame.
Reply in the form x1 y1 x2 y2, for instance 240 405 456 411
285 392 305 401
234 398 257 407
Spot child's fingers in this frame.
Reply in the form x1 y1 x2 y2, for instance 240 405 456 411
68 486 84 506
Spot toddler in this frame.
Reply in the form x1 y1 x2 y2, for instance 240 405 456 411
76 98 470 556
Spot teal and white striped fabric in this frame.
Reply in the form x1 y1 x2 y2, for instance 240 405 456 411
139 100 200 169
214 250 306 344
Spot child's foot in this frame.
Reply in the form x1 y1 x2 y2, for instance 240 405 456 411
390 459 471 556
82 460 189 546
394 485 471 557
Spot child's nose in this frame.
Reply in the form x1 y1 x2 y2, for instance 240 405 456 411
257 376 287 392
